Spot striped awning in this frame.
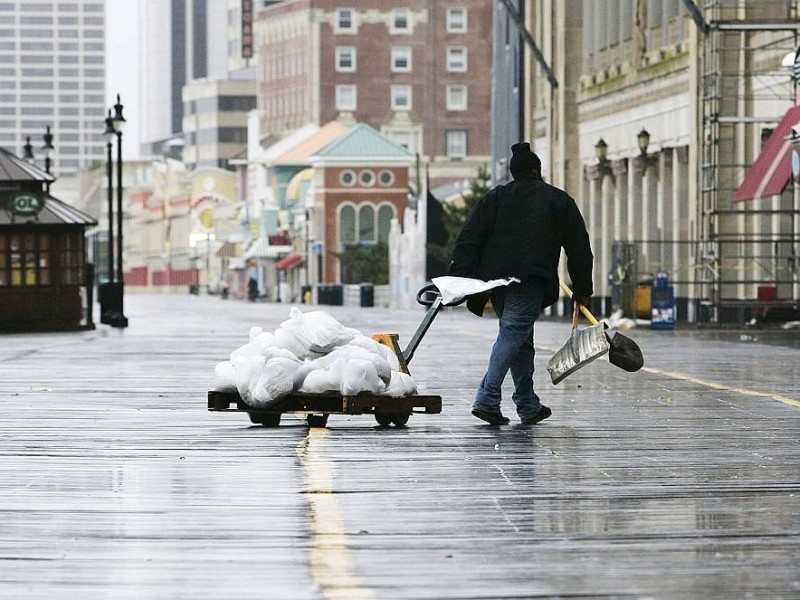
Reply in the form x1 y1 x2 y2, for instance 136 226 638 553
243 237 292 259
733 105 800 202
274 253 304 270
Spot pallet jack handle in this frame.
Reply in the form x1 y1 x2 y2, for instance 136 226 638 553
402 283 445 365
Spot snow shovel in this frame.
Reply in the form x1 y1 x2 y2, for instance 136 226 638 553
547 281 645 385
547 296 610 385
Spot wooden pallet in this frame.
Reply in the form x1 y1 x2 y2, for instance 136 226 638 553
208 390 442 428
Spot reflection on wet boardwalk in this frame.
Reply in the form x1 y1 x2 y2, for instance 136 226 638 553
1 295 798 598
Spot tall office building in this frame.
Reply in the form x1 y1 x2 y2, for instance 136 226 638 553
138 0 246 157
0 1 106 177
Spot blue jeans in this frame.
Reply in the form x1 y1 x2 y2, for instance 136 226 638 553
473 278 546 420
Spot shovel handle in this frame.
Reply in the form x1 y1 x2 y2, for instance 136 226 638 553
559 280 599 326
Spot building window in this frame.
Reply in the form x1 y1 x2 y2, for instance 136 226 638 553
391 8 410 33
446 46 467 72
377 205 394 242
447 8 467 32
446 130 467 158
359 205 375 242
335 46 356 72
336 84 357 110
359 169 375 187
340 204 356 243
335 8 355 33
391 85 412 111
446 84 468 110
340 169 356 186
391 46 412 72
378 170 395 186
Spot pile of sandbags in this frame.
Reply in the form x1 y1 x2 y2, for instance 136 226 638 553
213 307 417 407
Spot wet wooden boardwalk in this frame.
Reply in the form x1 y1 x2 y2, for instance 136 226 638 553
1 295 799 598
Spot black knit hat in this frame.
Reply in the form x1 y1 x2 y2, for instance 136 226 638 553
509 142 541 177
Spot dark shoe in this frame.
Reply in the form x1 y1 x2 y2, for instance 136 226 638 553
520 405 551 425
472 408 510 425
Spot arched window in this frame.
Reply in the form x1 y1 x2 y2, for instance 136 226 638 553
377 204 394 242
358 204 375 242
340 205 356 244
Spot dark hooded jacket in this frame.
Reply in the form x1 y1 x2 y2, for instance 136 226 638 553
448 175 593 308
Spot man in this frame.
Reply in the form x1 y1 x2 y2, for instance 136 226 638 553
449 142 593 425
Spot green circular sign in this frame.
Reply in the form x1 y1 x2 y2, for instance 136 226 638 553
7 193 44 216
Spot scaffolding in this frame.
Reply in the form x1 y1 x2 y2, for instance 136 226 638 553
699 0 800 323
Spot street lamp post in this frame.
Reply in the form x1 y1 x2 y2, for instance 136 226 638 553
112 94 128 327
23 137 34 163
103 111 116 286
42 125 54 192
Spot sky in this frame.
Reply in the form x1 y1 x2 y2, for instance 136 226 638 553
105 0 141 159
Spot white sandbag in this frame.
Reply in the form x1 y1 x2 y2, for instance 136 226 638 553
384 370 418 397
230 330 275 360
306 343 392 386
262 345 301 363
248 357 300 407
279 307 356 355
347 335 400 373
340 358 383 396
213 360 237 392
298 358 345 393
273 326 309 359
233 354 266 403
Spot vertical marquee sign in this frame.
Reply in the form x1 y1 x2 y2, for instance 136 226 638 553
241 0 253 59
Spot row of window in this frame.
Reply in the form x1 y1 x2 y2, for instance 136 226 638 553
0 67 103 77
0 54 103 64
0 15 103 25
338 203 396 246
0 232 85 288
336 45 468 73
0 28 104 38
339 169 395 188
0 3 103 12
0 42 105 51
334 7 468 35
185 95 258 116
335 84 468 112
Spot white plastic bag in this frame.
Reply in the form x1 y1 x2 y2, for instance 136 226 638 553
233 354 266 403
213 360 237 392
298 358 345 393
340 358 383 396
431 276 520 305
384 370 418 397
278 308 355 355
248 357 300 407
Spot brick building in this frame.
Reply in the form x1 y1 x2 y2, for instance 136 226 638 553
256 0 493 189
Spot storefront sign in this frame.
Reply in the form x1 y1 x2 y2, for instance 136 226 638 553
6 193 44 216
241 0 253 59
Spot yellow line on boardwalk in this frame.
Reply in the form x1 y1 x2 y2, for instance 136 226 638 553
297 428 373 600
460 328 800 410
641 366 800 409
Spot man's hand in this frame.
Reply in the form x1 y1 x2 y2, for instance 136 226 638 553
574 296 590 309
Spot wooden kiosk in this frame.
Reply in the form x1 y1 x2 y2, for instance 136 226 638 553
0 148 96 332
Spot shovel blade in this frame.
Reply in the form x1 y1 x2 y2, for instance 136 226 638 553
608 331 644 372
547 323 610 385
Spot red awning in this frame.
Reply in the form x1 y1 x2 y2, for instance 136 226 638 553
733 104 800 202
274 253 304 270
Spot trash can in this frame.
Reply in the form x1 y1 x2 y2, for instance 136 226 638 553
359 282 374 307
317 284 328 305
650 270 675 329
329 284 344 306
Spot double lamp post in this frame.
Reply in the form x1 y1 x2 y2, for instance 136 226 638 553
99 94 128 328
